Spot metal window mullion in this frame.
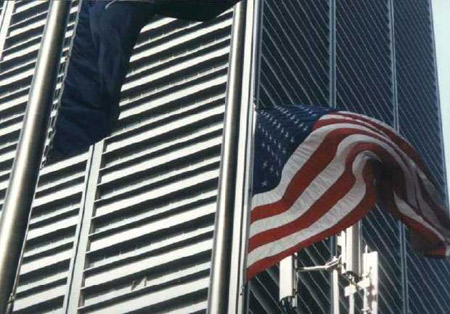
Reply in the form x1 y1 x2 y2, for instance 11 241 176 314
388 1 409 314
334 2 364 313
328 0 336 110
328 1 340 313
64 142 104 314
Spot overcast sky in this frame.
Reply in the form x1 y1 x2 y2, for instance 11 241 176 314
432 0 450 205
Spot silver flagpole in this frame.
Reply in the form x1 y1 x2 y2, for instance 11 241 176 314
207 1 249 313
228 0 263 312
0 1 71 312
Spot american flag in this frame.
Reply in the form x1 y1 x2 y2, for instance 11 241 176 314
247 104 450 280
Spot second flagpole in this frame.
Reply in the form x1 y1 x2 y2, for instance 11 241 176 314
0 1 71 312
207 0 263 312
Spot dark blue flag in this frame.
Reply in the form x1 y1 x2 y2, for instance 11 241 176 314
49 0 239 161
151 0 241 21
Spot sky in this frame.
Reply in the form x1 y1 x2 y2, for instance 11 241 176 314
432 0 450 205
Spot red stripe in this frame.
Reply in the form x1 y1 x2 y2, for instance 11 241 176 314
315 117 449 234
314 116 415 203
372 138 449 237
251 127 356 222
315 114 429 182
362 147 447 247
377 179 444 252
402 215 443 253
247 112 449 279
250 138 446 255
247 162 376 280
416 178 450 230
249 141 379 253
384 153 450 235
425 247 447 257
252 124 412 224
313 117 387 137
334 112 429 176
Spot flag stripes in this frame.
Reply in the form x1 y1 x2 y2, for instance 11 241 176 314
248 110 450 279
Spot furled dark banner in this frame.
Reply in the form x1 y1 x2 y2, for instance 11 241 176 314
50 0 239 160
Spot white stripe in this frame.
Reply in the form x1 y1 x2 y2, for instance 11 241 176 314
250 131 450 260
250 132 413 242
393 192 445 243
336 111 403 139
320 113 392 138
417 169 447 214
248 153 372 268
252 121 378 209
251 124 417 234
402 168 450 240
251 114 450 251
250 133 381 237
446 246 450 256
254 117 443 232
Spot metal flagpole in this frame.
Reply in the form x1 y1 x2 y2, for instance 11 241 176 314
207 1 250 313
227 0 263 312
0 0 71 312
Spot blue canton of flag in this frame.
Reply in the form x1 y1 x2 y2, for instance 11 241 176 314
253 104 334 195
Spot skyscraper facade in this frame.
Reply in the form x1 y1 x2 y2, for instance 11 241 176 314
0 0 447 313
251 1 448 313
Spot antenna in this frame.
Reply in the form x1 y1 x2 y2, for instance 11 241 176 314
279 255 298 311
339 225 379 314
278 224 379 314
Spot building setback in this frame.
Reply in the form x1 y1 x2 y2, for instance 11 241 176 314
0 0 448 313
